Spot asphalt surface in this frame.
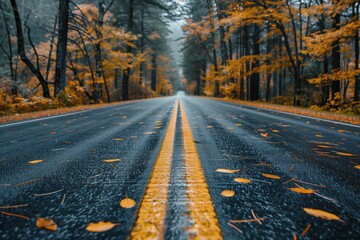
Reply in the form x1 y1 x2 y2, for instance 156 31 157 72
1 95 360 239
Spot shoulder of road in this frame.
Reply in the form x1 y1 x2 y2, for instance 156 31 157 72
202 97 360 125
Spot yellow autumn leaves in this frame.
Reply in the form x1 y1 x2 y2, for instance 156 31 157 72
86 221 119 233
34 197 136 233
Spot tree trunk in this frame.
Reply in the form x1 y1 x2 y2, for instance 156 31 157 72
139 3 145 85
331 1 341 98
10 0 50 98
250 25 259 101
151 51 157 92
122 0 134 101
354 3 360 101
321 57 330 105
0 2 17 95
265 24 272 102
54 0 70 96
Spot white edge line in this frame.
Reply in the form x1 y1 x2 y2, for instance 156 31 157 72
212 99 360 129
0 110 91 128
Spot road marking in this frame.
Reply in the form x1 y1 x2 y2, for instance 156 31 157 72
130 99 178 239
180 100 223 239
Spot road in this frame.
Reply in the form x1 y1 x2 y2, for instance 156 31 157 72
1 95 360 239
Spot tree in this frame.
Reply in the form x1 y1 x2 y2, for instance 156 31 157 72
10 0 51 98
54 0 70 96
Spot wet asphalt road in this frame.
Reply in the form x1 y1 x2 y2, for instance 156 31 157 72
1 95 360 239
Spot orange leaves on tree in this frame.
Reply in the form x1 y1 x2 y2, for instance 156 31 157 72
36 217 57 231
261 173 281 180
119 197 136 209
216 169 240 174
85 221 118 233
221 190 235 197
303 208 343 221
28 160 44 164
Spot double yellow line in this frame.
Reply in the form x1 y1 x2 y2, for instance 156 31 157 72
130 99 222 239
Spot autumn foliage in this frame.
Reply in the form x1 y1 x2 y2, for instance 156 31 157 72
182 0 359 113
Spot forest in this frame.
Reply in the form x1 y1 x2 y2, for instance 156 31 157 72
182 0 360 113
0 0 180 115
0 0 359 116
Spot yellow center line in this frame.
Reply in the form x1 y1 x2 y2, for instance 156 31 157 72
180 99 223 239
130 98 178 240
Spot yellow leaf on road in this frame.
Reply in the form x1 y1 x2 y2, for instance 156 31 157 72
289 187 315 194
120 197 136 209
103 159 121 163
335 152 355 157
85 221 118 232
235 123 242 126
317 145 333 149
216 169 240 174
261 173 281 180
36 217 57 231
28 160 43 164
303 208 342 221
221 190 235 197
261 133 269 138
114 138 124 141
355 165 360 169
234 178 251 184
272 130 279 133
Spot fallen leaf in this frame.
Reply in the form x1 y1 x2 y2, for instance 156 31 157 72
103 159 121 163
206 126 213 129
235 123 242 126
289 187 315 194
261 133 269 138
355 165 360 169
28 160 43 164
261 173 281 180
317 145 333 149
315 134 323 138
36 217 57 231
144 132 156 135
335 152 356 157
272 130 279 133
221 190 235 197
114 138 124 141
337 130 346 133
85 221 118 232
303 208 342 221
120 197 136 209
234 178 251 184
216 169 240 174
50 132 57 135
